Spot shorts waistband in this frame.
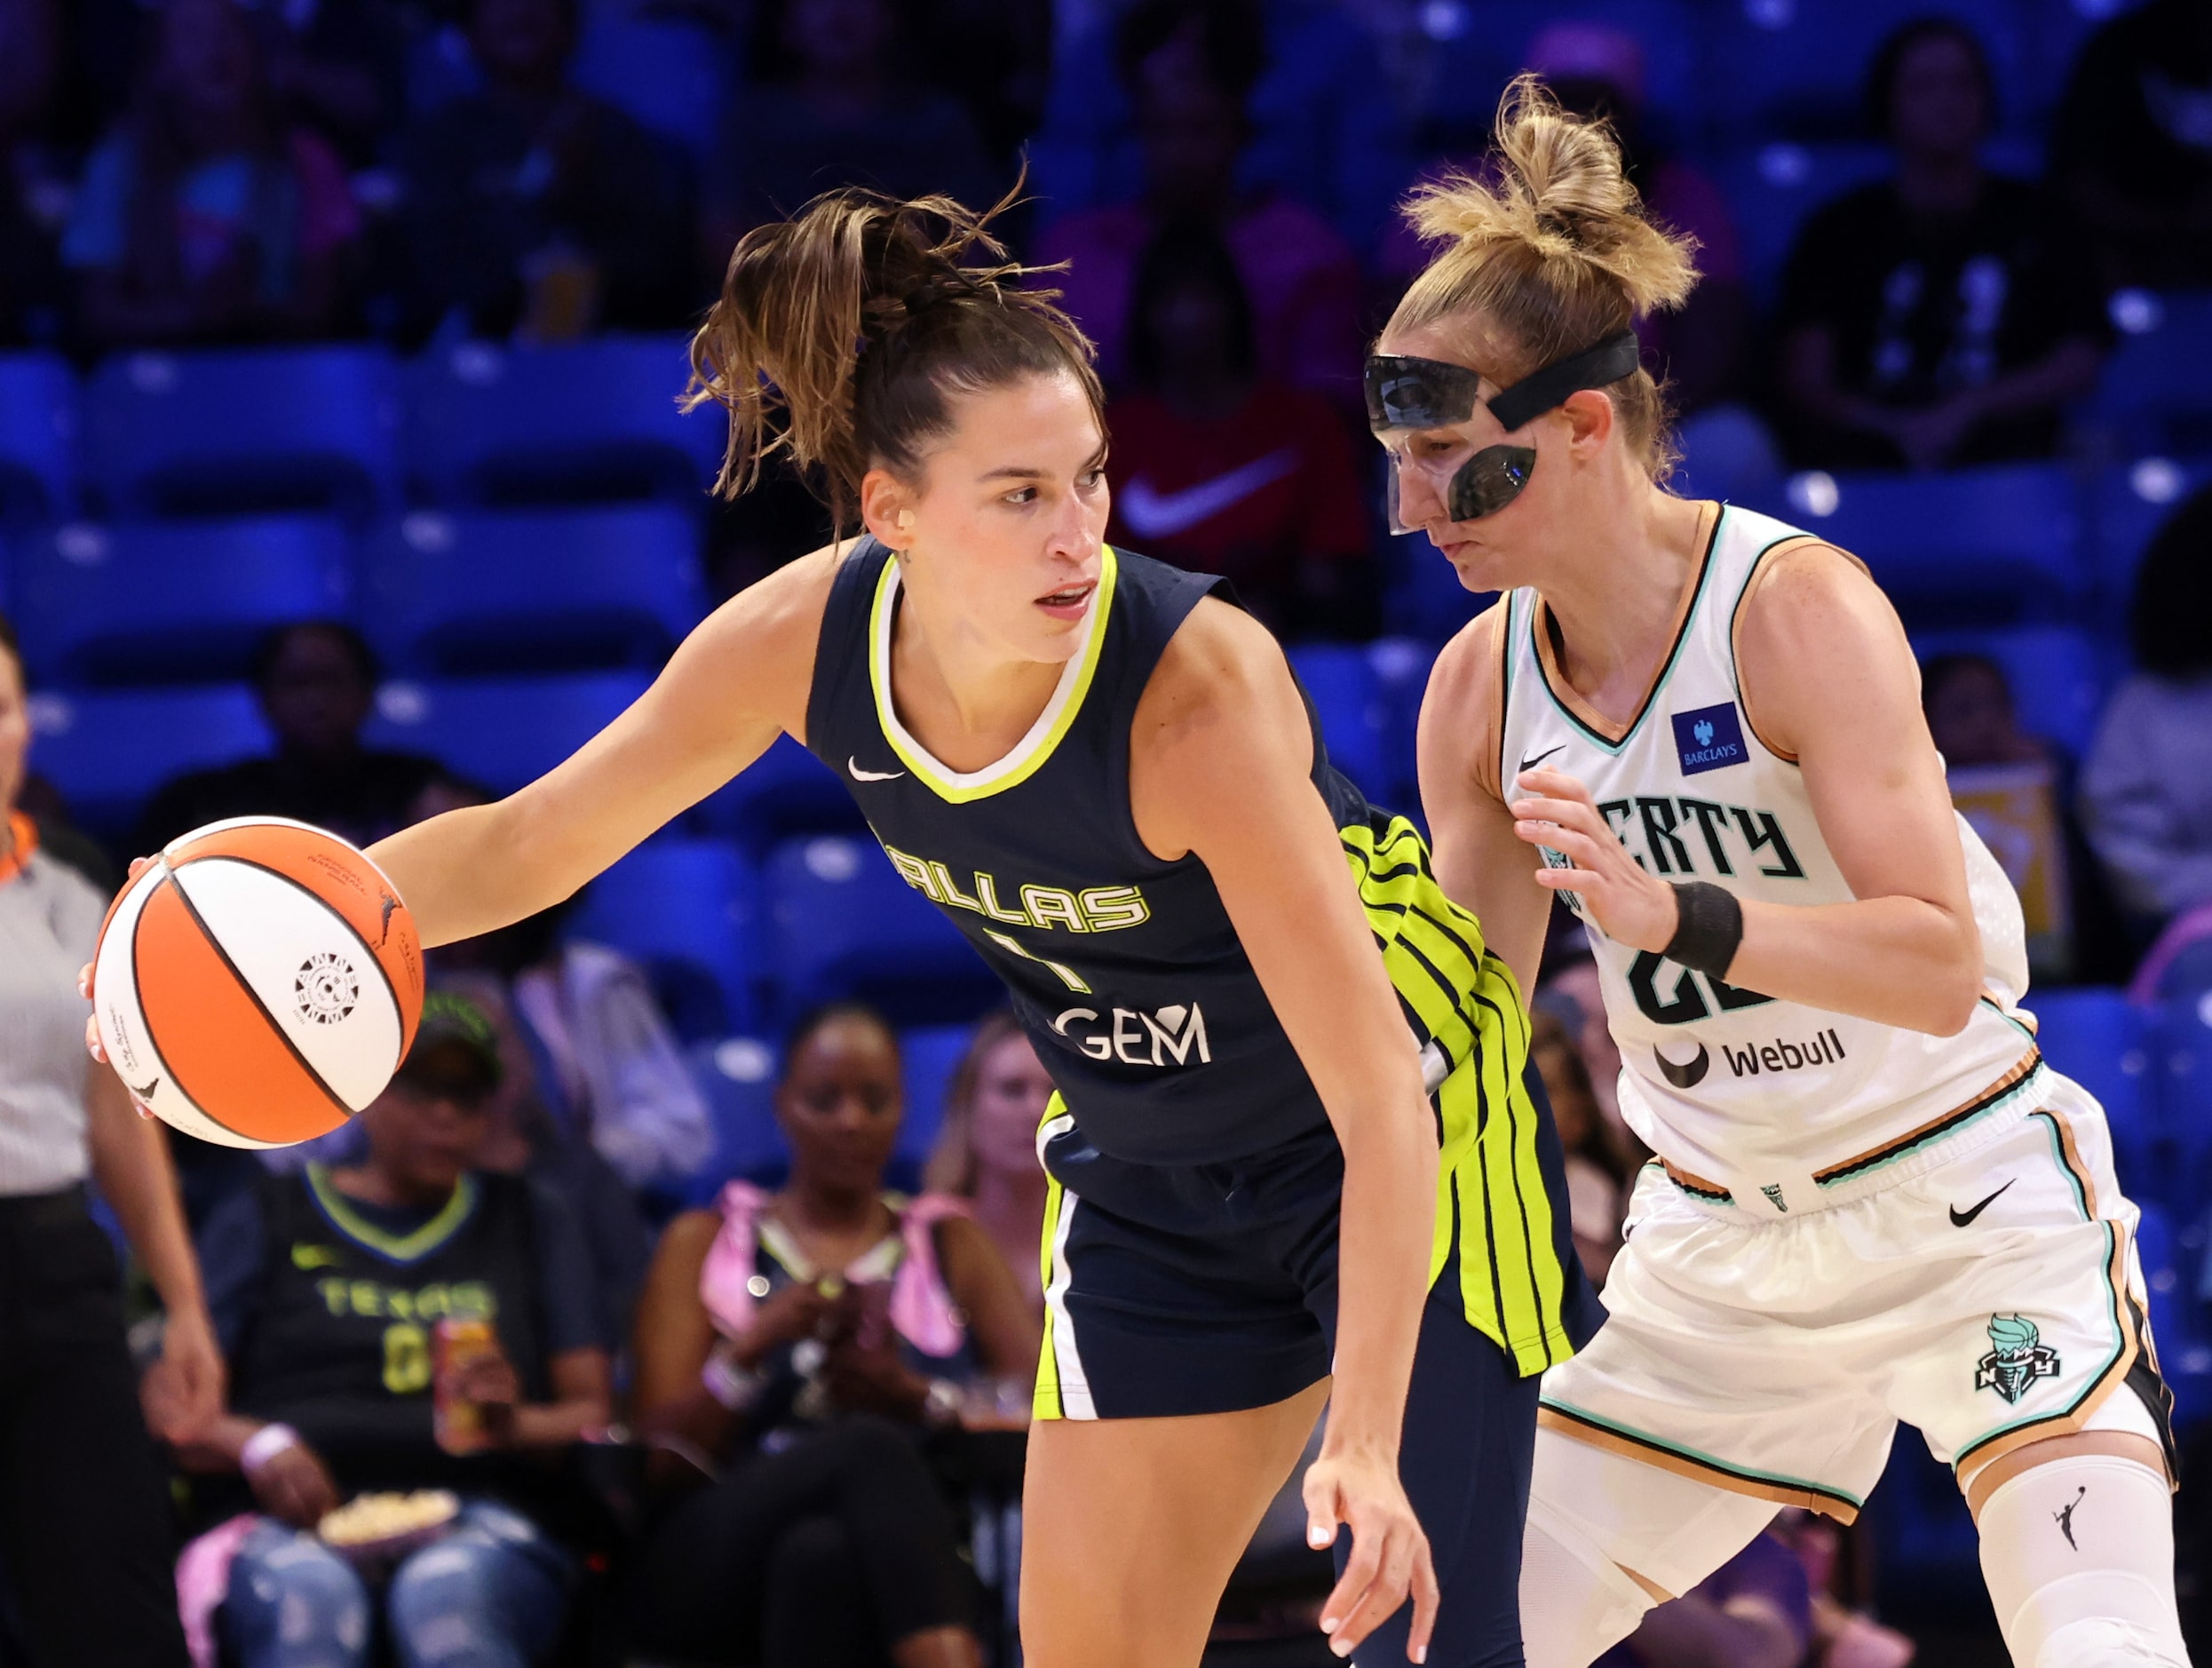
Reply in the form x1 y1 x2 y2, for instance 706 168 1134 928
1659 1048 2048 1219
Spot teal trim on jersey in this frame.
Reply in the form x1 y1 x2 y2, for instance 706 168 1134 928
2033 1106 2093 1223
1528 505 1726 756
1811 1055 2045 1188
1988 994 2040 1046
1540 1397 1867 1513
1497 593 1518 795
305 1165 480 1266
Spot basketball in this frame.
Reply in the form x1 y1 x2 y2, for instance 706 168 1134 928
91 817 424 1150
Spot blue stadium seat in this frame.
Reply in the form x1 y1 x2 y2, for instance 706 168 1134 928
14 517 353 688
564 838 763 1041
400 336 724 509
362 671 649 794
2153 989 2212 1212
1782 464 2084 627
683 1036 786 1195
765 835 999 1026
1710 141 1891 306
2030 988 2155 1195
1288 644 1392 798
2131 1202 2212 1426
695 734 867 854
1912 625 2108 761
82 346 400 521
363 505 706 677
2083 290 2212 458
1404 0 1700 149
28 684 269 837
570 11 730 162
898 1022 976 1179
0 353 77 530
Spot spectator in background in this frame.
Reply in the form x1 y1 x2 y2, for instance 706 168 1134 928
397 0 692 343
700 0 999 258
181 993 612 1668
0 608 219 1668
2081 483 2212 934
63 0 361 351
1923 652 2131 984
1772 19 2106 473
1032 0 1410 253
1105 221 1375 638
135 622 440 854
1528 1005 1632 1286
410 773 713 1203
628 1003 1035 1668
922 1010 1055 1315
904 0 1055 166
0 0 70 350
1039 0 1367 407
2051 0 2212 290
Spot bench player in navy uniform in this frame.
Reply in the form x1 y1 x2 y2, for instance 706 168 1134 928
355 186 1598 1667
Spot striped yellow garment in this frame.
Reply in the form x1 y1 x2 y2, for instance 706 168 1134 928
1342 815 1577 1378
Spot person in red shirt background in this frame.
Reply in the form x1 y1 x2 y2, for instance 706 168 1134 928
1104 219 1376 639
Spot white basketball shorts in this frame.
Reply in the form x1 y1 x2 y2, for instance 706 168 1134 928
1537 1074 2171 1555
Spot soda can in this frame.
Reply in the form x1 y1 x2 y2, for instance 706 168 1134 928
432 1318 498 1454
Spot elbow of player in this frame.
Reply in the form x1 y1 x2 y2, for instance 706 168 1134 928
1920 957 1985 1038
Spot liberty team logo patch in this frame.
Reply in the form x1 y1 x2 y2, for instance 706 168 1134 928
1671 703 1748 775
1976 1314 2061 1404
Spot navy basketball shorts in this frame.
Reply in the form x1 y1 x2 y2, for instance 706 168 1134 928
1032 1109 1543 1668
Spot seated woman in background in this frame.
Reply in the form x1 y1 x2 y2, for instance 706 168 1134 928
922 1009 1056 1317
181 993 613 1668
1103 219 1376 639
62 0 359 350
628 1003 1036 1668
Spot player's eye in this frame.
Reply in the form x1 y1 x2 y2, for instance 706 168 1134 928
1003 486 1039 505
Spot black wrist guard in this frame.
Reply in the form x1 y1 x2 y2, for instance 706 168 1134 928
1663 880 1743 981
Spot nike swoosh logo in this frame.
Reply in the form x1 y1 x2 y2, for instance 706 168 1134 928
1117 450 1298 538
1949 1179 2015 1227
1518 744 1566 775
848 758 905 782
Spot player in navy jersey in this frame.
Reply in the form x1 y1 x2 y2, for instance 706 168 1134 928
330 186 1598 1667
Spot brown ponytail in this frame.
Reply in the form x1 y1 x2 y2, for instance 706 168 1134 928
1388 75 1701 479
683 184 1103 530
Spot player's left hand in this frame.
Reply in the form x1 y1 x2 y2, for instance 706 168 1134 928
1510 766 1678 953
1304 1448 1439 1662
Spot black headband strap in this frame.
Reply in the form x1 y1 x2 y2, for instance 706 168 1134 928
1487 330 1642 433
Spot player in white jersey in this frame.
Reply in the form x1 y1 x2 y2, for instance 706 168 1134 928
1380 79 2187 1668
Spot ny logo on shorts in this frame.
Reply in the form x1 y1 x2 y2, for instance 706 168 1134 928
1975 1313 2061 1405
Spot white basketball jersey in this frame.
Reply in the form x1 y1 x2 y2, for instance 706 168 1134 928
1495 504 2045 1218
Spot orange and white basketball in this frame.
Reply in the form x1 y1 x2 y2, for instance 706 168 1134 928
91 817 424 1149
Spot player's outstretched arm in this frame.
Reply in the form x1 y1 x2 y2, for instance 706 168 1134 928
1506 543 1986 1037
366 547 841 949
1131 598 1440 1663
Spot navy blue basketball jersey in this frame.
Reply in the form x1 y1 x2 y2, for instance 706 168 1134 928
805 539 1582 1372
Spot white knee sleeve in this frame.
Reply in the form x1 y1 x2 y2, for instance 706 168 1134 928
1977 1453 2189 1668
1519 1502 1657 1668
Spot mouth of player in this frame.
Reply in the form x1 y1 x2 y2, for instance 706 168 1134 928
1035 580 1096 621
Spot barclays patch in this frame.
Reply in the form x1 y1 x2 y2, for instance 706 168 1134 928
1671 703 1748 775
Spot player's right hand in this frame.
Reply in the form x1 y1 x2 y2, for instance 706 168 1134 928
1304 1447 1439 1662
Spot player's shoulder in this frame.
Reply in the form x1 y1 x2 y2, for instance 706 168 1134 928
1737 535 1891 644
1426 593 1513 719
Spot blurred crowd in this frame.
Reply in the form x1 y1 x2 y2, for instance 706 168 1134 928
2 0 2212 1664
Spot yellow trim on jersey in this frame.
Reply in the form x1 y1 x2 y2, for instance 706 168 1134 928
306 1164 479 1265
1342 816 1577 1378
870 544 1120 804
